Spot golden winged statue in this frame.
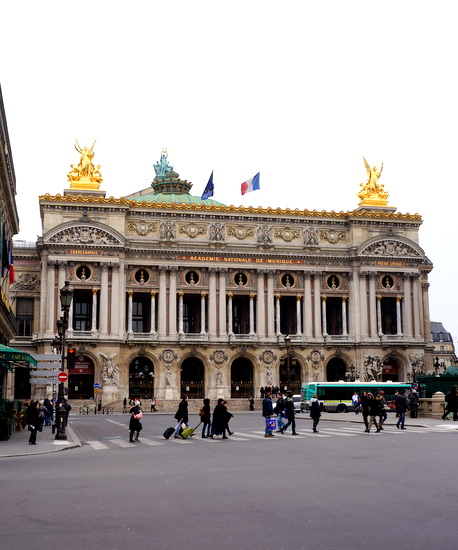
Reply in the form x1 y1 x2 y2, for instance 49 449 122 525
67 139 103 188
357 157 388 205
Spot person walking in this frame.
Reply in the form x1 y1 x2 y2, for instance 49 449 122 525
274 393 286 432
352 391 360 414
174 395 189 438
442 386 458 420
123 397 128 413
309 394 321 432
26 401 41 445
262 391 275 438
248 397 255 411
360 391 369 432
365 393 381 433
377 391 388 430
200 398 211 438
223 400 234 435
280 391 298 435
128 399 143 442
409 390 419 418
211 398 228 439
395 389 409 429
151 396 157 412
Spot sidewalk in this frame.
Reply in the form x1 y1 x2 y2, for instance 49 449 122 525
0 423 81 459
307 411 455 429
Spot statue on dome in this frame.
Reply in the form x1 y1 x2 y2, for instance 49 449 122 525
358 157 388 202
154 148 175 179
67 139 103 186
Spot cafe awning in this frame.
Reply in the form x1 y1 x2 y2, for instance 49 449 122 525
0 344 38 372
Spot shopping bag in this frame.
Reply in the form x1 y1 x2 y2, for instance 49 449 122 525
268 418 277 430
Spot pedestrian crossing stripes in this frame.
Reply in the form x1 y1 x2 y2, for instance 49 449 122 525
83 424 451 450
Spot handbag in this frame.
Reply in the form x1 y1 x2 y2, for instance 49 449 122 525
133 411 143 420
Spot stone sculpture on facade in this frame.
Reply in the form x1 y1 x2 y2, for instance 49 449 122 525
363 355 383 382
306 350 324 381
67 139 103 186
304 226 319 246
160 219 177 240
99 352 118 385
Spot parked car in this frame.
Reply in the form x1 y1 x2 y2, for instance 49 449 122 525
293 394 305 413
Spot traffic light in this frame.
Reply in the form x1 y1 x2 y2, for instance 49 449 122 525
67 347 76 369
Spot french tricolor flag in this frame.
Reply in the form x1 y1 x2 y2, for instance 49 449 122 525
241 172 260 196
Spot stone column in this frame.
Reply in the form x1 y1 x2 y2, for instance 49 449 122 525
368 274 377 339
208 268 217 339
296 296 302 335
39 253 48 338
150 291 157 334
396 297 403 336
275 294 281 335
218 269 227 339
342 296 348 336
227 293 233 335
421 281 431 344
403 274 413 338
321 296 328 337
99 264 109 336
168 267 177 338
266 270 275 338
158 267 167 337
91 289 98 332
118 258 126 338
45 261 56 337
412 274 422 339
359 272 368 339
200 292 207 335
249 293 255 335
256 270 266 339
376 296 382 336
304 272 313 339
313 273 321 339
111 264 120 336
178 292 184 335
127 290 133 335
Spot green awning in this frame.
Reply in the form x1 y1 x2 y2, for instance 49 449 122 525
0 344 37 371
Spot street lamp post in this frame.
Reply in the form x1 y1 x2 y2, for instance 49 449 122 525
345 364 360 382
284 335 291 393
55 281 73 441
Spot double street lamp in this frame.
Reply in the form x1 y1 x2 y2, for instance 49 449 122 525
283 335 292 393
55 281 73 440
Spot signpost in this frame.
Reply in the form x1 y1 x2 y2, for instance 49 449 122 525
57 372 68 383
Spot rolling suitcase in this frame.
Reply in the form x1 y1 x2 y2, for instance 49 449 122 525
181 422 202 439
163 427 175 439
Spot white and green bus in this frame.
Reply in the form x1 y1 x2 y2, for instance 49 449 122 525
301 381 412 413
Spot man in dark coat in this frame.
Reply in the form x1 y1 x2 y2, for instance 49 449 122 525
174 395 189 438
26 401 41 445
211 398 228 438
262 391 275 437
280 391 298 435
395 389 409 429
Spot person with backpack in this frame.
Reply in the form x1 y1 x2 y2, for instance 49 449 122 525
309 394 321 433
279 391 298 435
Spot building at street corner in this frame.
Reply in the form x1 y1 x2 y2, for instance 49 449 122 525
11 146 435 409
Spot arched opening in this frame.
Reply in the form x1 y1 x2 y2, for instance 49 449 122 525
129 357 155 400
68 355 95 399
326 357 347 381
279 355 301 394
382 357 399 381
180 357 205 399
231 358 254 398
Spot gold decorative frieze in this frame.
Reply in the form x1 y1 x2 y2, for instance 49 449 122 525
274 227 300 242
178 223 206 238
127 221 157 236
227 225 255 240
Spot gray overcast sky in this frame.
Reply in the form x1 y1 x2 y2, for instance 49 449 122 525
2 1 458 347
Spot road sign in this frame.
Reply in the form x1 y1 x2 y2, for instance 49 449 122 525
94 382 100 389
57 372 68 383
31 370 61 377
31 378 58 384
94 388 99 394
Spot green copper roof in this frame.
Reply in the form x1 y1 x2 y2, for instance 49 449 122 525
129 192 225 207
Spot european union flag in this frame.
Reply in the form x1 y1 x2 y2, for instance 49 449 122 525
201 171 214 200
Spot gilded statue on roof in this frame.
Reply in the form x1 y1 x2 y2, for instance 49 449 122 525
357 157 389 206
67 139 103 189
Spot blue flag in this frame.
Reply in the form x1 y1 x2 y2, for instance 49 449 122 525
201 171 214 200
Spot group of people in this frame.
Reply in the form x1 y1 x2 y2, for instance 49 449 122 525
352 389 411 432
262 390 321 437
173 396 234 439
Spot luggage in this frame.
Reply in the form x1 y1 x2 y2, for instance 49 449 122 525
163 427 175 439
181 421 202 439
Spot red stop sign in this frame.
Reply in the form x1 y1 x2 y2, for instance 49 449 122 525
57 372 68 383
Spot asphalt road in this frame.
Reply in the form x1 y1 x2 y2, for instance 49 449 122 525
1 412 457 550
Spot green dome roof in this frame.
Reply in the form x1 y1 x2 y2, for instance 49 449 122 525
130 192 225 207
